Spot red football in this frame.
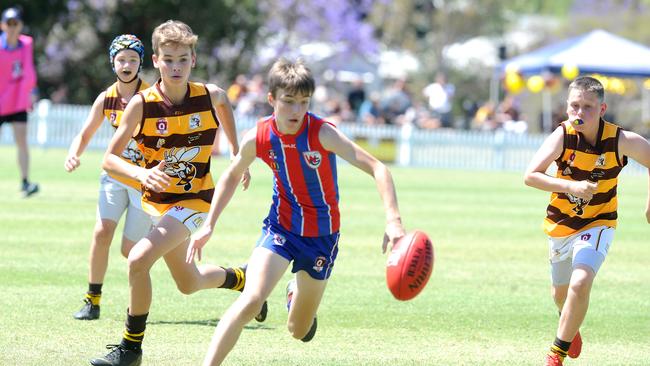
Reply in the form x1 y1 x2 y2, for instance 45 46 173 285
386 230 434 301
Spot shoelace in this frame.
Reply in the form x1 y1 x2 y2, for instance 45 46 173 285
104 344 126 359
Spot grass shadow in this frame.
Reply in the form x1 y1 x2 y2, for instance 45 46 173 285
149 318 274 330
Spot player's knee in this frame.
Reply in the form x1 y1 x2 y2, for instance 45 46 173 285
569 276 593 298
127 252 152 277
239 294 266 320
93 224 115 246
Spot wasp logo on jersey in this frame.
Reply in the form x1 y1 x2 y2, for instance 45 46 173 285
162 147 200 191
303 151 322 169
121 139 144 165
566 193 589 216
156 118 168 135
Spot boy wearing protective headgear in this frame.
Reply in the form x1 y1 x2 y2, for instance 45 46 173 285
65 34 152 321
89 20 260 366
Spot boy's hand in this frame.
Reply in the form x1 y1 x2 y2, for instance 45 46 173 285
139 160 171 192
64 155 80 172
382 219 406 253
186 225 213 263
570 180 597 200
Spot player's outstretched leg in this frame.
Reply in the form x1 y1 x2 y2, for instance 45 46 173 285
239 264 267 322
286 279 317 342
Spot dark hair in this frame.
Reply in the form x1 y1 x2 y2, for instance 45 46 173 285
268 58 315 98
568 76 605 103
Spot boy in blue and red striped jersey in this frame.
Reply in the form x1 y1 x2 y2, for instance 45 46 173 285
187 58 406 366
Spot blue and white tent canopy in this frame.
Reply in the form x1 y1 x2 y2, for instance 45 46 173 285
502 29 650 78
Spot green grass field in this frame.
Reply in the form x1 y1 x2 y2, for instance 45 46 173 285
1 146 649 365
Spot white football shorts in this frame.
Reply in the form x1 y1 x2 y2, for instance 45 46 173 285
548 225 614 285
97 172 152 242
152 205 207 236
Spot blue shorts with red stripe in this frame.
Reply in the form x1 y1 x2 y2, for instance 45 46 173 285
256 218 340 280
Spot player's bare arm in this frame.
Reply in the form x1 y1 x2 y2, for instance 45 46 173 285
101 96 170 192
187 128 257 263
524 126 597 200
618 130 650 223
64 92 107 172
208 83 250 189
319 123 405 252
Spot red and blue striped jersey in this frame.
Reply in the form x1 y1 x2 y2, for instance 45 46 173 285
256 112 340 237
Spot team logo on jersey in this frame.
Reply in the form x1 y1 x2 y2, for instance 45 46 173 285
566 193 589 216
189 113 202 130
273 233 286 246
162 147 200 191
156 118 168 135
303 151 322 169
580 233 592 241
268 150 280 171
595 154 606 167
109 112 118 126
121 139 144 165
313 256 327 273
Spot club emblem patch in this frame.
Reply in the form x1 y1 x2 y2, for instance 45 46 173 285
303 151 322 169
156 118 168 135
313 256 327 273
109 112 118 126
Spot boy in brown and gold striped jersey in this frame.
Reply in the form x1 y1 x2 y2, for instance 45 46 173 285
525 76 650 366
89 21 256 366
65 35 152 321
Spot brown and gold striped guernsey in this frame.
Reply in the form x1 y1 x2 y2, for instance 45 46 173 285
134 80 220 216
103 79 150 190
544 119 627 237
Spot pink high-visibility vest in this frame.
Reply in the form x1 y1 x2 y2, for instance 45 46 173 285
0 34 37 116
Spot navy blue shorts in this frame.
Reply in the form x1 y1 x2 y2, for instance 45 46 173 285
256 219 340 280
0 111 28 126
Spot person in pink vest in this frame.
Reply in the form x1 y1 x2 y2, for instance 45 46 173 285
0 6 38 197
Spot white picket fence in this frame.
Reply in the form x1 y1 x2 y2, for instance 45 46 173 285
1 100 646 174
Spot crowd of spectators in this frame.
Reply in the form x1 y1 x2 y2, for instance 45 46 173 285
226 72 532 134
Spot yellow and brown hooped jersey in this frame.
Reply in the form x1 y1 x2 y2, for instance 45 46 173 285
134 80 219 216
544 119 627 237
103 79 150 190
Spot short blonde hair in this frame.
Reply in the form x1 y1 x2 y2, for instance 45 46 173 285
152 20 198 56
268 58 315 98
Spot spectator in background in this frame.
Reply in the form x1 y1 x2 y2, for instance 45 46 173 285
358 91 384 126
347 77 366 119
380 78 411 125
0 6 39 197
226 74 248 108
423 72 455 128
497 95 528 134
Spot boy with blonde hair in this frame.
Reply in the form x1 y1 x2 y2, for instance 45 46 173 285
90 20 259 366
